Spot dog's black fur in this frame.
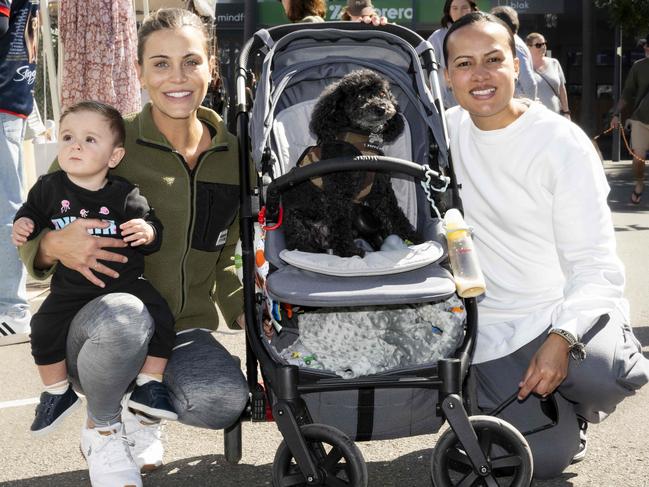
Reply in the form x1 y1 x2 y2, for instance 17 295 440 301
282 69 421 257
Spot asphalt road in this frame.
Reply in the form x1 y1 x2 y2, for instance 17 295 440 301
1 161 647 487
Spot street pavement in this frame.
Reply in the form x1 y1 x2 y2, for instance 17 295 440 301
1 161 647 487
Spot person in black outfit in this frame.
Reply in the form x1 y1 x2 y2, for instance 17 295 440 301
12 101 177 435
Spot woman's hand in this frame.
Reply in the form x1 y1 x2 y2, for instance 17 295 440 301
518 333 570 400
121 218 155 247
39 218 128 288
359 14 388 26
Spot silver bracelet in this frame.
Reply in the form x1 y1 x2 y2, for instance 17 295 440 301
548 328 587 362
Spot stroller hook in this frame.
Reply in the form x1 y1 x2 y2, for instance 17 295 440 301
259 205 284 231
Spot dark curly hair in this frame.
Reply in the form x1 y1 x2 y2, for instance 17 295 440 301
310 69 404 145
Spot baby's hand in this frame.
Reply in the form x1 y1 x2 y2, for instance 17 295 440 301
12 217 35 246
120 218 155 247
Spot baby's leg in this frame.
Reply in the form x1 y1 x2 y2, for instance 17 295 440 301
139 355 168 379
30 294 85 435
120 279 177 420
37 360 68 386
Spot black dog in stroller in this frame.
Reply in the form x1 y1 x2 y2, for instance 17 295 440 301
233 20 544 487
282 69 422 257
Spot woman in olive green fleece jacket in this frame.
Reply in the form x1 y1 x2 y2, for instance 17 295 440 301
19 9 248 483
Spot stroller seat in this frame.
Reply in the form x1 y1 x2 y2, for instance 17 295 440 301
264 69 453 307
264 223 455 307
267 260 455 307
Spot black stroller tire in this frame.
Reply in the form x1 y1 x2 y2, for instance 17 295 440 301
272 423 368 487
431 415 533 487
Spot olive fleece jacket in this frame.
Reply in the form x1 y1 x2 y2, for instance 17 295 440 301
19 104 244 331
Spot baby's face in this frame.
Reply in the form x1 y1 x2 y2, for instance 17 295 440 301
58 111 122 188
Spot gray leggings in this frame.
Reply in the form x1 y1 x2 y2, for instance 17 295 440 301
473 309 649 479
66 293 249 429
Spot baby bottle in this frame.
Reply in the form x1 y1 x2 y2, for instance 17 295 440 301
443 209 486 298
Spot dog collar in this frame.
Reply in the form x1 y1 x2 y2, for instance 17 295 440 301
336 131 385 155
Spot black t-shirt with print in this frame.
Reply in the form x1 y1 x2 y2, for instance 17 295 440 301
15 171 163 296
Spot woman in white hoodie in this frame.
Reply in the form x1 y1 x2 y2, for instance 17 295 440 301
443 11 649 480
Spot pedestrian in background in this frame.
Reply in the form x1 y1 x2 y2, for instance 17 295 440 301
280 0 326 23
610 34 649 205
427 0 478 108
0 0 40 346
490 5 538 102
340 0 374 21
526 32 571 119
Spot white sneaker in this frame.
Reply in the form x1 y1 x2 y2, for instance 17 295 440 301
122 405 164 472
80 423 142 487
0 311 31 346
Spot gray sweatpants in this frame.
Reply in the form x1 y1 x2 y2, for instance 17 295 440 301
66 293 248 429
472 309 649 479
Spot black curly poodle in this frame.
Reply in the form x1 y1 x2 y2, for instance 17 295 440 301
282 69 421 257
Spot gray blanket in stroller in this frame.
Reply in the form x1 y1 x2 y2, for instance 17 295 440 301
278 297 465 378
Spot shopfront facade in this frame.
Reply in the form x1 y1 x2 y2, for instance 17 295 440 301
215 0 645 153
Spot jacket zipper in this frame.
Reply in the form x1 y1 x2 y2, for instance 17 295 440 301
136 138 228 316
171 146 228 317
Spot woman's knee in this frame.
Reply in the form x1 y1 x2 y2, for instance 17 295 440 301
173 369 248 430
190 374 248 429
70 293 154 351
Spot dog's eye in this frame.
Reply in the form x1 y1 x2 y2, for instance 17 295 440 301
379 91 387 97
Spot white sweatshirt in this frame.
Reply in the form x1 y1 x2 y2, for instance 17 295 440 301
446 102 627 364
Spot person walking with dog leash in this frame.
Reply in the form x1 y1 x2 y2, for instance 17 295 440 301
610 34 649 205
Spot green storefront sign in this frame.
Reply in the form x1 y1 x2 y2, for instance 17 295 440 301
221 0 493 31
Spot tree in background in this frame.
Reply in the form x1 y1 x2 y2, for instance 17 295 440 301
595 0 649 37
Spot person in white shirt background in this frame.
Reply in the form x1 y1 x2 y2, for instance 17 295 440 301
443 11 649 480
490 5 538 102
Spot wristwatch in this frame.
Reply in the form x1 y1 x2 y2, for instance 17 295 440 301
560 109 571 115
548 328 586 362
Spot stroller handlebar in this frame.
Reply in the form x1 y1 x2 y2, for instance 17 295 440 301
264 155 435 221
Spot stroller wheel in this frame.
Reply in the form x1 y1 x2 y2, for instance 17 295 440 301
431 415 533 487
272 423 368 487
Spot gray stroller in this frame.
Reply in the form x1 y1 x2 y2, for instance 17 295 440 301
233 21 540 487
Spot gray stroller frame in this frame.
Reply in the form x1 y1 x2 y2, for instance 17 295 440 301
235 22 535 487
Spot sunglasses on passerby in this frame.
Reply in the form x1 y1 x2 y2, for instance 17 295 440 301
531 42 547 49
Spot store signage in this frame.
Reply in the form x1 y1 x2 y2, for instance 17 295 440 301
328 1 414 23
214 3 246 29
493 0 565 14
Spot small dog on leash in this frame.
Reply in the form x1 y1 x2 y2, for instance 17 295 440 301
282 69 421 257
